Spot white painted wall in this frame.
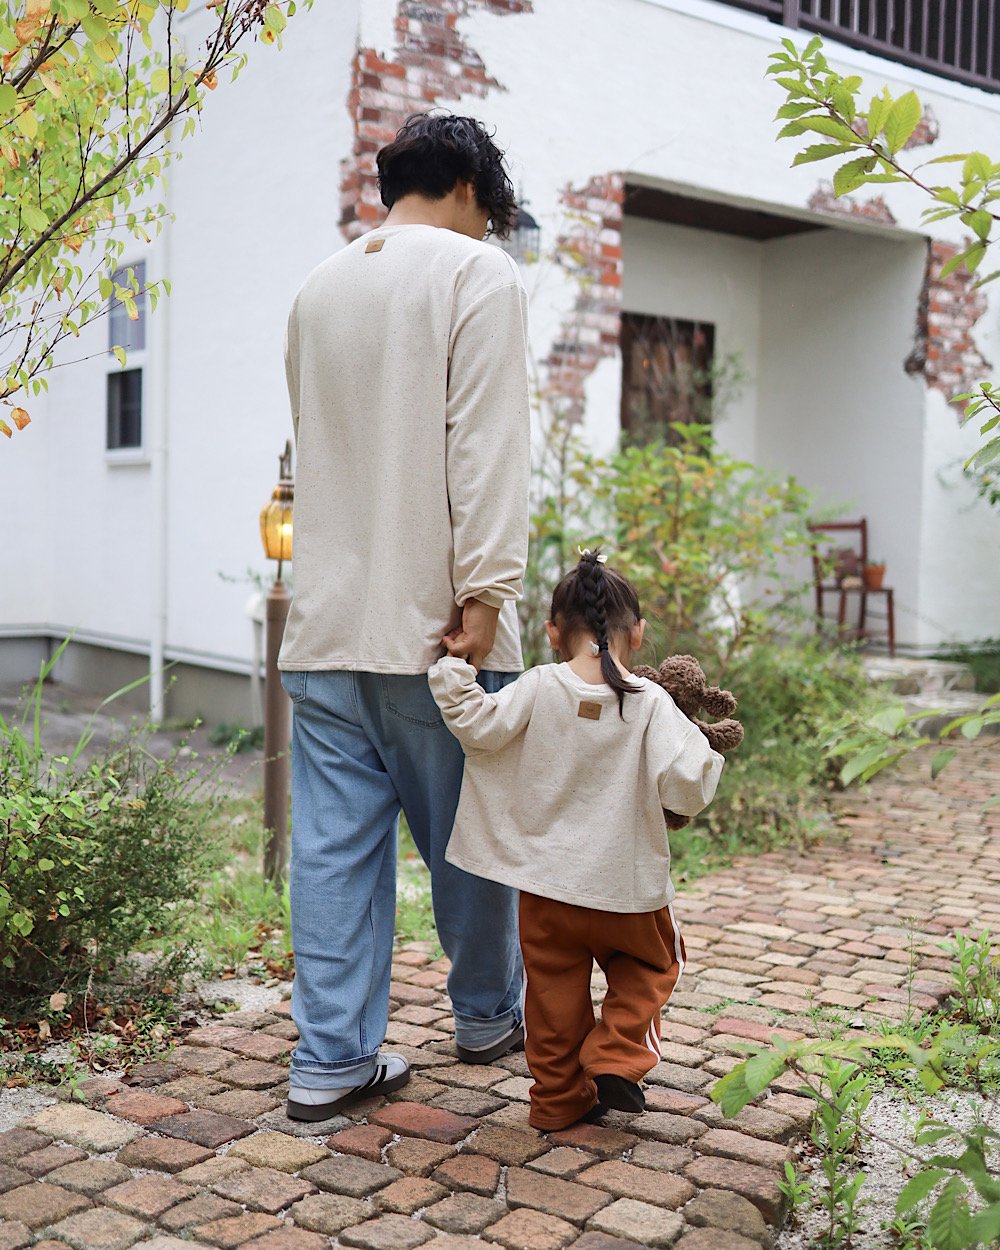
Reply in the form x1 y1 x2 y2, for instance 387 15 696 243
757 228 930 644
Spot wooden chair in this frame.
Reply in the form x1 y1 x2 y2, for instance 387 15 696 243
806 519 895 657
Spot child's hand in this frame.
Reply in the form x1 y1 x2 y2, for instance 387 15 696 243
441 599 500 671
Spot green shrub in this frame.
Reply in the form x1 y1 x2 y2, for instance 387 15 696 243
0 658 224 1015
931 639 1000 695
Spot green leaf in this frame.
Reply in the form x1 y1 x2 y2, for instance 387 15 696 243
883 90 922 154
930 748 956 779
151 67 170 94
897 1168 947 1214
710 1066 754 1118
792 143 854 166
968 1202 1000 1246
37 858 56 871
961 716 985 740
833 156 876 197
15 108 38 141
743 1050 787 1098
928 1176 971 1250
112 346 127 367
963 151 992 181
0 83 16 114
964 209 993 241
20 203 49 231
776 101 819 120
798 116 860 142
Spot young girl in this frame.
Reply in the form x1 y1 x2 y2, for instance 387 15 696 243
428 551 724 1131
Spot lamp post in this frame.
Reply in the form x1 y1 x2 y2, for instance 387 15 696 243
259 441 294 885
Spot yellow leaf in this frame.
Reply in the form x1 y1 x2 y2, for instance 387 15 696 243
48 990 68 1011
0 420 12 438
52 274 64 295
11 407 30 430
64 234 83 253
203 69 217 89
15 107 38 140
38 70 61 98
261 27 276 43
25 0 51 17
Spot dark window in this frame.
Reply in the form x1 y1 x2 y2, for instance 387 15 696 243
619 313 715 444
108 261 146 354
107 369 142 449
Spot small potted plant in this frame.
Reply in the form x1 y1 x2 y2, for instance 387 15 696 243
863 560 886 591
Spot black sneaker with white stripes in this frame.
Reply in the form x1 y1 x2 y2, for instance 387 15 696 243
286 1053 411 1121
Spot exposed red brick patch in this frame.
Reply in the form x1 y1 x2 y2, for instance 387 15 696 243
807 182 897 225
905 239 990 397
544 173 624 423
903 105 939 149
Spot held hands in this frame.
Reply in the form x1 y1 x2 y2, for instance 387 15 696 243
442 599 500 672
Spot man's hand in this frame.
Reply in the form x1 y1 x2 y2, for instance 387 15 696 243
442 599 501 671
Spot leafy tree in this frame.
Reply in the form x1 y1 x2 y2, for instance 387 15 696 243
1 0 302 440
766 36 1000 489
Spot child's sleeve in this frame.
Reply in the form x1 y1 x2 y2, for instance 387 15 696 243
428 657 539 755
651 694 725 817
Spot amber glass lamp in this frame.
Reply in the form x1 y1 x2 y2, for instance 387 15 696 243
260 441 294 578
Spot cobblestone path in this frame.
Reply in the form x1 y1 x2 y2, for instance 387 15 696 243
0 742 996 1250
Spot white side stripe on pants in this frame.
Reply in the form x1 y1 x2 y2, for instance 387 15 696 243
667 902 685 983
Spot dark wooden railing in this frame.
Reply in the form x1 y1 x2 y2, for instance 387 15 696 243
720 0 1000 93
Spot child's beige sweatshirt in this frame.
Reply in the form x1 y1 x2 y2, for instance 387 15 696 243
428 657 724 912
279 225 530 675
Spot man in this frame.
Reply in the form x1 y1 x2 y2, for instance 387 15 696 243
278 113 530 1120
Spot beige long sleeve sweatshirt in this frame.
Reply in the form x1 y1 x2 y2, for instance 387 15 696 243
428 657 724 913
278 224 531 674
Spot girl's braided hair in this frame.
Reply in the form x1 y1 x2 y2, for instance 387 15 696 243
550 551 644 717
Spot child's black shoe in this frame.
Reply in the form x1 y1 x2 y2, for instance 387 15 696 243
579 1101 609 1125
594 1074 646 1112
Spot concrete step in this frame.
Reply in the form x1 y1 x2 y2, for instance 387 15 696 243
862 656 977 695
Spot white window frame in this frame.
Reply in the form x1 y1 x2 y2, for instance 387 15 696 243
105 260 150 465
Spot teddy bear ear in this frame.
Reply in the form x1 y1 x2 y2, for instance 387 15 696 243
703 686 737 717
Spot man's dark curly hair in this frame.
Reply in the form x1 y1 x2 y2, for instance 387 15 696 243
376 113 518 239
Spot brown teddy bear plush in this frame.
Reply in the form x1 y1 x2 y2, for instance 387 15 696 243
633 655 744 830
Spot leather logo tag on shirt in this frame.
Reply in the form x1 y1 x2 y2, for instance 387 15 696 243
578 701 602 721
365 238 385 253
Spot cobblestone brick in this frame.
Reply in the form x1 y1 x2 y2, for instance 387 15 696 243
0 1129 51 1164
643 1088 709 1116
0 1222 32 1250
0 1182 91 1229
424 1193 505 1235
20 1143 88 1176
546 1123 638 1159
302 1154 400 1197
104 1173 195 1218
629 1143 695 1178
340 1213 434 1250
215 1060 285 1090
431 1087 505 1118
0 1164 31 1194
159 1076 228 1102
150 1109 255 1148
644 1064 712 1094
125 1238 212 1250
384 1137 455 1177
240 1228 329 1250
158 1195 243 1231
221 1033 295 1062
192 1212 284 1248
376 1177 449 1214
175 1156 250 1186
684 1156 785 1224
505 1167 610 1225
587 1198 685 1247
432 1153 501 1196
228 1132 329 1172
673 1229 762 1250
212 1165 315 1213
45 1158 132 1195
467 1125 549 1166
256 1108 349 1137
199 1089 280 1119
105 1091 189 1125
483 1208 578 1250
116 1136 213 1173
577 1160 695 1209
26 1104 140 1153
169 1045 236 1075
326 1124 394 1161
633 1113 707 1145
372 1103 477 1145
683 1187 771 1246
435 1065 508 1091
45 1207 148 1250
286 1192 369 1235
527 1147 595 1179
691 1102 798 1142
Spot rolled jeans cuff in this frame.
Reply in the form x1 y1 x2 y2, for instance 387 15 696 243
289 1051 379 1090
453 1005 521 1052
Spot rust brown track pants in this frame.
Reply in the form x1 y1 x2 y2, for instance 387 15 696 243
518 892 686 1131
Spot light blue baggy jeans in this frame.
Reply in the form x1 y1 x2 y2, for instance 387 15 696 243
280 668 522 1090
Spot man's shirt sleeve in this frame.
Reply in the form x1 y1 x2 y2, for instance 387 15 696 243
446 278 531 609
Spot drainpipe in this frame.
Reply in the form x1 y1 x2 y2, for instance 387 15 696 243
149 127 173 725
